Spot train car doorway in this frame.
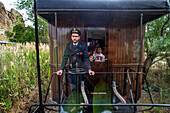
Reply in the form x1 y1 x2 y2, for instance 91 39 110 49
86 27 107 60
85 27 110 99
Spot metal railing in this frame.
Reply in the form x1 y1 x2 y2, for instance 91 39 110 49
29 69 170 113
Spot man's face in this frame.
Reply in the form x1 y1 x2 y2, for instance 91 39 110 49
71 33 80 43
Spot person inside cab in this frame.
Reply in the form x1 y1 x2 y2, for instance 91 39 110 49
89 54 94 62
93 46 105 62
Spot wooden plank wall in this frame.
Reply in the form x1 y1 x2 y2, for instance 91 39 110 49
49 20 58 100
108 22 145 99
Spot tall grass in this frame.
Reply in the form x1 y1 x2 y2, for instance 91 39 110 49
0 43 50 112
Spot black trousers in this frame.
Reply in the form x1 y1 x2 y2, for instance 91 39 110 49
69 73 87 92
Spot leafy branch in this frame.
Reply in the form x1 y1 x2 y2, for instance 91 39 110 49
160 14 169 36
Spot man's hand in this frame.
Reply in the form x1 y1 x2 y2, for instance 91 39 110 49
57 70 63 76
88 70 95 76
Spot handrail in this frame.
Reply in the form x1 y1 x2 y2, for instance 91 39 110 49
29 103 170 113
29 70 169 113
30 103 170 107
64 72 145 74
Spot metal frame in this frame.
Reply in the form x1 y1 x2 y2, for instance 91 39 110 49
29 71 170 112
134 13 143 112
31 0 170 113
33 0 44 112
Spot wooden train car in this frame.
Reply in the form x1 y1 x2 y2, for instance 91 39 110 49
36 0 169 105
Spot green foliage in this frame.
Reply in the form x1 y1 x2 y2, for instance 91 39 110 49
36 17 49 44
145 14 170 55
150 36 170 55
146 14 169 38
15 0 34 22
6 24 36 43
24 26 36 42
14 0 49 43
7 22 49 43
0 44 50 112
145 14 170 52
5 31 14 38
13 24 26 42
144 14 170 74
142 14 169 113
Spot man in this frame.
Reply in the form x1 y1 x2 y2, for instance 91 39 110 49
94 46 105 62
57 28 95 91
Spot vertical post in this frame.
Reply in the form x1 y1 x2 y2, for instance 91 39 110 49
76 74 80 104
75 74 80 112
66 70 69 97
134 13 143 112
111 73 113 103
55 13 58 70
123 68 127 96
33 0 44 112
55 13 60 104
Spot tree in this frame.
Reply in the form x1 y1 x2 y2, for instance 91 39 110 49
6 24 35 43
14 0 49 43
15 0 34 22
13 24 26 42
35 17 49 44
144 14 170 75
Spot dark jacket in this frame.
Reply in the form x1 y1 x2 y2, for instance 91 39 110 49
60 41 91 71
